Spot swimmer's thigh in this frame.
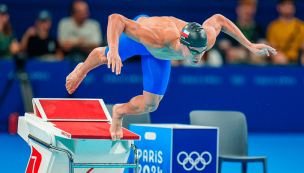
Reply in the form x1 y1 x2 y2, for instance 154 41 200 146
141 55 171 96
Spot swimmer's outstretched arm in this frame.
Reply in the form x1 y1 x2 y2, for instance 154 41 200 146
202 14 277 56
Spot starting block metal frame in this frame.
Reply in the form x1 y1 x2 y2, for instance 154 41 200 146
28 134 139 173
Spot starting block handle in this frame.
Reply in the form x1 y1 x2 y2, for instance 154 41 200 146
28 134 51 148
28 134 74 173
73 163 137 168
73 144 139 172
28 134 139 173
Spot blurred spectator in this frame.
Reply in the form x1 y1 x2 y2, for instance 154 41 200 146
267 0 304 65
0 4 19 59
219 0 268 65
58 0 102 61
20 10 63 61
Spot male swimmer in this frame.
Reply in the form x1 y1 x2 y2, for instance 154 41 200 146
65 14 277 141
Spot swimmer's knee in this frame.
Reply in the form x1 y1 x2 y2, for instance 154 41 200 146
93 47 107 64
93 47 105 54
143 102 159 112
142 91 163 112
143 98 161 113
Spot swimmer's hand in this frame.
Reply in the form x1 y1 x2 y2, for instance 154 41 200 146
107 50 123 75
66 63 86 94
248 43 277 56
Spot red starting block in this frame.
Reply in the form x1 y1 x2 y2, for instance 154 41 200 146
18 98 140 173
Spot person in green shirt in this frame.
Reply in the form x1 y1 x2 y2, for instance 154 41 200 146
219 0 268 65
0 4 19 59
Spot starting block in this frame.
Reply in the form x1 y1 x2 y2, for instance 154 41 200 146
18 98 140 173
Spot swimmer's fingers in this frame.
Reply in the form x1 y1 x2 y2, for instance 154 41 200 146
265 49 270 57
255 48 266 55
116 60 122 75
260 48 269 56
261 45 277 55
252 44 277 56
120 63 123 74
107 56 112 69
112 59 116 73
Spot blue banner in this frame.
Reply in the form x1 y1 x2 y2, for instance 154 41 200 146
172 129 218 173
0 60 303 132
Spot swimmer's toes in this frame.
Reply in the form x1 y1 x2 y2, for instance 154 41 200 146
119 133 123 139
111 133 117 141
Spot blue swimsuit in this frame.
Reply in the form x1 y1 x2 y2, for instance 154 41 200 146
105 15 171 95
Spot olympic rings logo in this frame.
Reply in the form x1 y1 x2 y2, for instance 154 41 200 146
177 151 212 171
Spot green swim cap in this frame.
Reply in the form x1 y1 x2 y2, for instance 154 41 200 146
180 22 208 47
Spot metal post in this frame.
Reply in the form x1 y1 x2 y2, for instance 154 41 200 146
132 144 139 173
28 135 74 173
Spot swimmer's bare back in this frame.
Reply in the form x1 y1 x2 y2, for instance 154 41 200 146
107 15 184 63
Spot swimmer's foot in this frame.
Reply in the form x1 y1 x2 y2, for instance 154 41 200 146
66 63 86 94
110 104 124 141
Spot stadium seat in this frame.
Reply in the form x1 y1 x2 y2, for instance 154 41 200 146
190 110 267 173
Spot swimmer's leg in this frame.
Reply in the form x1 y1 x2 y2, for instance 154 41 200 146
110 91 163 141
66 47 108 94
66 33 137 94
110 55 171 141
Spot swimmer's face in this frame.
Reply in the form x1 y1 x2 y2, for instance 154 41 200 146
182 45 207 66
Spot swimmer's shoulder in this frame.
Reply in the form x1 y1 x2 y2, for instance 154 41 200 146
143 16 187 28
148 16 185 48
137 16 183 47
167 16 188 31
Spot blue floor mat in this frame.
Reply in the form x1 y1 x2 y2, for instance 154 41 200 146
0 133 303 173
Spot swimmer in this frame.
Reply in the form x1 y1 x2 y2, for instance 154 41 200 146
65 14 277 141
